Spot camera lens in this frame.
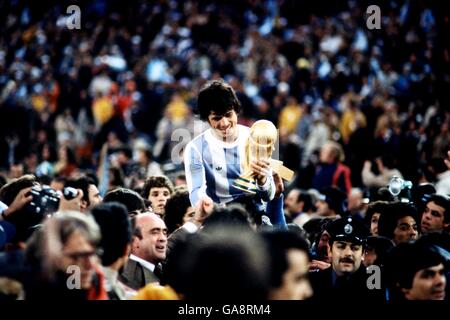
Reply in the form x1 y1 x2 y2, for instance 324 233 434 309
388 176 403 196
63 187 78 200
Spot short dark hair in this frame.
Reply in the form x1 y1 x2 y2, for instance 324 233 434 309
65 176 96 207
141 176 174 199
164 190 191 234
365 201 388 227
202 204 254 231
298 191 314 212
377 202 419 240
91 202 132 267
103 188 146 214
364 236 395 267
387 242 445 290
182 226 270 300
262 230 310 288
196 79 241 121
427 194 450 223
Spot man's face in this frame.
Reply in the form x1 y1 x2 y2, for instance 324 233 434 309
370 213 380 235
316 200 331 216
403 264 446 300
331 241 363 276
182 206 195 225
319 144 335 163
62 230 97 290
393 216 418 244
132 214 168 264
88 184 102 208
271 249 313 300
421 201 449 233
207 110 238 142
284 190 301 215
148 187 171 216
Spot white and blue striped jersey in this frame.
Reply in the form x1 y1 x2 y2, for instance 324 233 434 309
184 124 275 206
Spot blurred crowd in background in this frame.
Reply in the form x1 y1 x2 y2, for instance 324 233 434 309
0 0 449 301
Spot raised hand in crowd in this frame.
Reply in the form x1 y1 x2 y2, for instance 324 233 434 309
309 259 331 272
192 195 215 228
1 187 33 219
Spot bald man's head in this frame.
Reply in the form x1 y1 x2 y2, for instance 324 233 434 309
132 213 168 264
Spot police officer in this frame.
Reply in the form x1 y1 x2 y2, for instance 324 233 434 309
309 216 385 301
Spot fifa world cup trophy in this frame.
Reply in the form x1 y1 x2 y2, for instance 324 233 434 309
233 120 294 194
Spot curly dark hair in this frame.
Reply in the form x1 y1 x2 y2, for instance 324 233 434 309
196 79 241 121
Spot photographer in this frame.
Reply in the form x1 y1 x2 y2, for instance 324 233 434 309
0 175 38 245
65 176 102 213
0 175 85 248
0 188 33 223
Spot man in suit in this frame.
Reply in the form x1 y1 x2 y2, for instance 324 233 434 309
309 216 384 301
119 212 167 290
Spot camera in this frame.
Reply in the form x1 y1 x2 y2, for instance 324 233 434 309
388 176 413 201
26 185 61 216
25 186 79 217
62 187 78 200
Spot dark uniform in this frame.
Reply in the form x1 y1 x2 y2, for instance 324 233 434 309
309 216 386 301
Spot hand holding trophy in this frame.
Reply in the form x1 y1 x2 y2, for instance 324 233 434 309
232 120 294 194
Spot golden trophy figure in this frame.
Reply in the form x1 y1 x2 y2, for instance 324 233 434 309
232 120 294 194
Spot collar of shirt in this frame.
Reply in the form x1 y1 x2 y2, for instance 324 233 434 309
103 266 129 300
102 266 118 291
129 254 155 272
205 125 247 149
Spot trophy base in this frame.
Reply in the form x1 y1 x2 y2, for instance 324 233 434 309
232 176 257 194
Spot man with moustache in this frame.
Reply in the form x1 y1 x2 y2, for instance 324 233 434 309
309 216 385 301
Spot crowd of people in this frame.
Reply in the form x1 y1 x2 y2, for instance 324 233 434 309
0 0 449 301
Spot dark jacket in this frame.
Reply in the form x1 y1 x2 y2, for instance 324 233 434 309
119 259 159 290
309 265 385 302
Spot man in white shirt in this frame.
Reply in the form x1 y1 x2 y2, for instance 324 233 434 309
184 79 275 210
119 212 167 290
